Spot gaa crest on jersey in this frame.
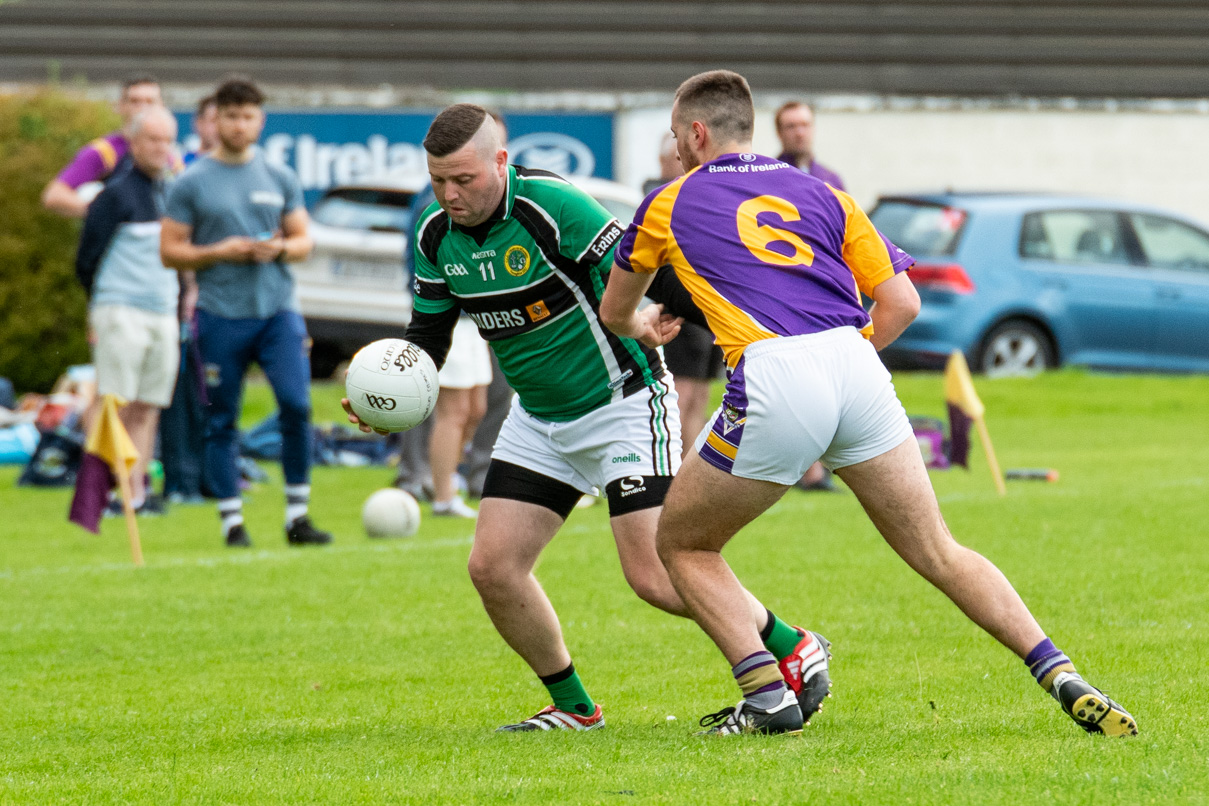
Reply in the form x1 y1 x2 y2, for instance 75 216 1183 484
526 300 551 322
504 245 531 277
720 403 747 436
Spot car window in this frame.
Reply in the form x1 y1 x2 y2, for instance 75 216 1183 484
312 189 415 233
593 196 638 226
1019 210 1134 266
1129 214 1209 273
868 201 966 257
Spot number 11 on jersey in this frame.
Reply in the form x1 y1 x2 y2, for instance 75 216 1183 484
478 262 496 281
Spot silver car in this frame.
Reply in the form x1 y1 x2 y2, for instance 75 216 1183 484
295 174 644 377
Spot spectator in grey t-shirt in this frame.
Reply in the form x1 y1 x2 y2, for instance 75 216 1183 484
161 76 333 549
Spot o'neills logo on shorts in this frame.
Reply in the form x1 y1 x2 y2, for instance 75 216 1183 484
611 452 640 464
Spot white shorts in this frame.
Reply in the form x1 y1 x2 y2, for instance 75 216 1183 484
90 304 180 407
695 327 913 485
438 317 493 389
491 376 681 495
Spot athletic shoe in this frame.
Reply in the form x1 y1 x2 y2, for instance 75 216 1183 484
795 472 839 493
496 704 604 732
225 524 252 548
432 497 478 519
696 689 804 736
779 629 832 724
104 495 165 517
138 493 166 516
285 516 333 546
1052 672 1138 737
393 479 431 503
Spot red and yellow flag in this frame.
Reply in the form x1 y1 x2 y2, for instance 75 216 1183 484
69 394 139 533
942 351 1005 495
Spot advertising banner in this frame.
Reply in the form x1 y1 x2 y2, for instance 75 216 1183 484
176 109 614 207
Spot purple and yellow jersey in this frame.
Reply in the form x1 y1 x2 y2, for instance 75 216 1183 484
58 132 129 188
57 130 185 188
615 152 913 367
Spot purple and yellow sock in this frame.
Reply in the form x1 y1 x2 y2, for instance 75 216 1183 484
1026 638 1078 693
733 650 788 709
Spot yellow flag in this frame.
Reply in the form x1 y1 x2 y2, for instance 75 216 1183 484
87 394 139 476
943 351 985 420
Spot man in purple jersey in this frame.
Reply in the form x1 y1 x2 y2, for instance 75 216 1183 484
43 75 164 219
601 70 1136 738
775 101 845 191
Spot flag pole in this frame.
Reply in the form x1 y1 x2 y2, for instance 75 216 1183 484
974 417 1007 497
113 461 144 566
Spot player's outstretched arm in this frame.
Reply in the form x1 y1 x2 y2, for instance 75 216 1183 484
867 271 921 351
600 264 682 347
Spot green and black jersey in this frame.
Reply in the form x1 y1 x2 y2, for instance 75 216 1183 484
408 165 665 422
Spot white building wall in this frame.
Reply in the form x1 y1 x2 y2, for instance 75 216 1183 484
618 103 1209 225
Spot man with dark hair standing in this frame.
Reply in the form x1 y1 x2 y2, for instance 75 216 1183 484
184 94 219 165
161 76 332 549
44 74 166 218
345 103 831 733
601 70 1135 737
774 101 845 191
159 93 218 506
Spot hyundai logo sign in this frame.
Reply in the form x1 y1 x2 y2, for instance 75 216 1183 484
508 132 596 177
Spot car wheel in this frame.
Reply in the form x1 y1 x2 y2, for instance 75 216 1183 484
977 320 1056 378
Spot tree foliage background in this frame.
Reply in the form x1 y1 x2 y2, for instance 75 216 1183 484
0 90 118 393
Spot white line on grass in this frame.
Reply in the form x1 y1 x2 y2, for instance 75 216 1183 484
0 535 475 581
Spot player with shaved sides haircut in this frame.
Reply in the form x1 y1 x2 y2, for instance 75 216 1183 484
601 69 1136 737
344 102 833 733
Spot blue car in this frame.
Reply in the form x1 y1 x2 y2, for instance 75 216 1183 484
869 192 1209 375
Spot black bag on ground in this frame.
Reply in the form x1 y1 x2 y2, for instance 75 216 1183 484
18 428 84 487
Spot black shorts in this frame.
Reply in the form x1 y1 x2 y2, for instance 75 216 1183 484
482 460 672 519
664 321 724 381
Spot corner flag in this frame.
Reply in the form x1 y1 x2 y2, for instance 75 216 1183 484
68 394 144 564
943 352 1006 496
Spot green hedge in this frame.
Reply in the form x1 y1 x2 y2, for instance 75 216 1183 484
0 89 119 394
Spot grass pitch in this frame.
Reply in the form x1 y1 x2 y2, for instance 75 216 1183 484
2 370 1207 804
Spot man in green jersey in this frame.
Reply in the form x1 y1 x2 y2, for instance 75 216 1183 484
344 103 830 732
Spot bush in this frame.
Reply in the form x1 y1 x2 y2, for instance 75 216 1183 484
0 89 119 394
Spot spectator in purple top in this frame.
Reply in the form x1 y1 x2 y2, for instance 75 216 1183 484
774 101 845 191
42 74 164 218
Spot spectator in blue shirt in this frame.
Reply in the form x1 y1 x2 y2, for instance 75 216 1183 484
161 76 332 549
